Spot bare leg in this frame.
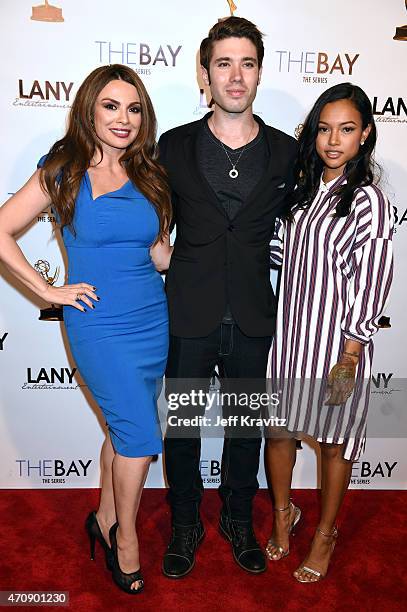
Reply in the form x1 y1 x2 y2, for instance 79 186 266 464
294 442 352 582
95 434 116 545
113 453 152 591
265 437 297 560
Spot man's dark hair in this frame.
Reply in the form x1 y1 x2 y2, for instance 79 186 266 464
200 16 264 72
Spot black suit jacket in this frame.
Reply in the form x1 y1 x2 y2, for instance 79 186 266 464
158 112 298 338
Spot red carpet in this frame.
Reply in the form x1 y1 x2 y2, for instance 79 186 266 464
1 488 406 611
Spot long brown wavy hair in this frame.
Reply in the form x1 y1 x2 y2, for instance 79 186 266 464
39 64 171 241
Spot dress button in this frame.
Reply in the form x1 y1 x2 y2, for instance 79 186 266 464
228 224 234 231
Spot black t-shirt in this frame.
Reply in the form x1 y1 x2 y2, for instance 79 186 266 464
197 118 269 322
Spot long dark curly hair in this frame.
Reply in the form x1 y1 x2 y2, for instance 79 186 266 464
39 64 171 241
283 82 379 220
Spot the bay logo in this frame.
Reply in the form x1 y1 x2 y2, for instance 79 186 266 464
200 458 221 484
95 41 182 74
37 210 57 223
274 50 360 84
352 460 397 482
393 205 407 234
16 458 92 484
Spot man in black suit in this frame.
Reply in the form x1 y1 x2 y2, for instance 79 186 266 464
159 16 297 577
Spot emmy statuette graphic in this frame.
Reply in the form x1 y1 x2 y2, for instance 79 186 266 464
378 316 391 328
219 1 237 23
295 124 304 140
394 1 407 40
31 0 64 22
227 0 237 16
34 260 64 321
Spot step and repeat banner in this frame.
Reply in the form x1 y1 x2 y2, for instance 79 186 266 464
0 0 406 489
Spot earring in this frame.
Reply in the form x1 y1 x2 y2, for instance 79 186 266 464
360 140 365 146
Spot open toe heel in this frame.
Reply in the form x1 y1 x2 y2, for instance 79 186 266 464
266 500 302 561
109 523 144 595
294 526 338 583
85 511 114 571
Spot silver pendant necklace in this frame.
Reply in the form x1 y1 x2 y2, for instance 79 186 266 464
209 119 255 179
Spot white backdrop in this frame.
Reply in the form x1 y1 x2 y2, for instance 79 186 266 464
0 0 406 490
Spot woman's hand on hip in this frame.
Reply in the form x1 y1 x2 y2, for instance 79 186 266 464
43 283 99 312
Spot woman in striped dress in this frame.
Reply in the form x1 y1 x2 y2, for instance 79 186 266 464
265 83 393 582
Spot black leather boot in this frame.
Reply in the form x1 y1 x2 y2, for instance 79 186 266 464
219 513 266 573
162 521 205 578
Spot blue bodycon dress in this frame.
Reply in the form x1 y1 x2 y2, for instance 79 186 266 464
38 158 169 457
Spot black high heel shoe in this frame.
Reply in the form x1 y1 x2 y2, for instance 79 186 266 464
85 511 114 571
109 523 144 595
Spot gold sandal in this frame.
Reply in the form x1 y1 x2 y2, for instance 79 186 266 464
266 500 302 561
294 526 338 582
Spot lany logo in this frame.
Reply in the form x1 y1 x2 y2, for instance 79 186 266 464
14 80 73 109
22 367 80 390
0 333 8 350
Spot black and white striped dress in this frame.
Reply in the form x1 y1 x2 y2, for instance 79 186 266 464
267 174 394 460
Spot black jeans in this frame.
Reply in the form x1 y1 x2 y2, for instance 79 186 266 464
164 323 271 525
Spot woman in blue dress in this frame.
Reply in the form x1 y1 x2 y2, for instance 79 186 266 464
0 65 172 594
